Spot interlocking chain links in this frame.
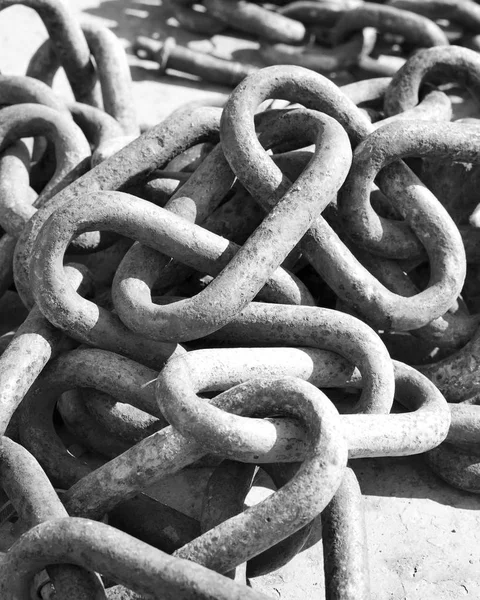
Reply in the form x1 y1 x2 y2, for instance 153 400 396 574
81 22 139 136
156 310 394 421
0 103 91 305
280 183 470 348
445 400 480 451
219 66 468 333
0 437 105 599
111 109 349 342
322 467 370 600
342 74 451 128
0 517 271 600
331 2 449 48
0 74 69 115
0 59 468 596
107 493 201 555
0 0 98 106
337 121 468 324
247 464 316 577
339 75 391 122
13 105 222 310
426 441 480 494
343 246 479 351
21 354 349 523
0 265 92 436
16 349 199 552
201 320 450 457
18 341 448 534
220 65 370 189
29 192 312 365
384 45 480 116
259 30 376 74
0 236 17 300
387 0 480 34
66 101 128 164
163 371 445 576
23 347 346 519
0 104 90 205
352 52 405 79
0 74 72 177
111 141 237 337
202 0 308 44
200 460 255 581
208 464 319 579
200 181 263 246
26 21 139 136
343 361 450 458
154 349 364 576
57 389 133 459
18 348 167 487
27 346 343 465
169 378 347 575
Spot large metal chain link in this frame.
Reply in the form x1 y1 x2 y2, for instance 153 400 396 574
2 1 480 597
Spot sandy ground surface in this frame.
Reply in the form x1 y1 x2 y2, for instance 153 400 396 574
1 1 480 598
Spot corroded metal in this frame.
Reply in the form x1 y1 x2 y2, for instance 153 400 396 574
134 36 257 88
384 45 480 116
111 108 349 341
0 518 271 599
322 467 370 600
0 42 475 598
0 0 98 105
0 437 104 599
13 105 222 309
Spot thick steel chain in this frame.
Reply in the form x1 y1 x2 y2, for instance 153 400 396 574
2 3 480 597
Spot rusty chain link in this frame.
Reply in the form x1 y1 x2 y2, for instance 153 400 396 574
2 1 480 597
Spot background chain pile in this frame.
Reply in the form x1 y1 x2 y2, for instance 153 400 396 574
1 0 480 598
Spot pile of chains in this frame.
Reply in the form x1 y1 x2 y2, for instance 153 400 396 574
136 0 480 87
1 0 480 598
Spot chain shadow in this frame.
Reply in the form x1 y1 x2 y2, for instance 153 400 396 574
351 454 480 510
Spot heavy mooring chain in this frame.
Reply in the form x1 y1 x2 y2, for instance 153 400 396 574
3 2 480 597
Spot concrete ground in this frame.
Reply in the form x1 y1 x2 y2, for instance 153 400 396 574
1 1 480 598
